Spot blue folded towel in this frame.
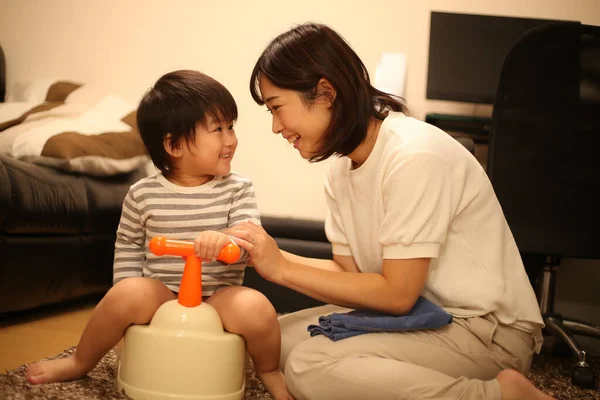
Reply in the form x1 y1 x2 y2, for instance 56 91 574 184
307 296 453 341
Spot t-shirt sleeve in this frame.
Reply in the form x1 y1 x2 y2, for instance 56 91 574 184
324 167 352 256
228 179 261 227
113 188 146 284
379 153 457 259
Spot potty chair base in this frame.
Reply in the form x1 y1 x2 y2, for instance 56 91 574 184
116 301 246 400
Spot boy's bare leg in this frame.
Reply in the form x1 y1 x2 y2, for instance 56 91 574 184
25 278 176 384
207 286 294 400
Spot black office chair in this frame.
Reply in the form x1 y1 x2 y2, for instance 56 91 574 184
488 22 600 388
0 44 5 102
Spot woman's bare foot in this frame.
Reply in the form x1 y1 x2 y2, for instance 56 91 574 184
497 369 555 400
257 369 295 400
25 357 88 385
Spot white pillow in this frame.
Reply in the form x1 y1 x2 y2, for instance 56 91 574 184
5 79 59 103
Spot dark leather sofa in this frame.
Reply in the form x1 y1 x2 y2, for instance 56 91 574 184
0 154 329 314
0 154 147 313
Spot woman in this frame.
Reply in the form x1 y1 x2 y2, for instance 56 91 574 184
231 22 553 400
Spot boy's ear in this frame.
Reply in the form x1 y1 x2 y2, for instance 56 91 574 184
164 134 183 157
316 78 336 107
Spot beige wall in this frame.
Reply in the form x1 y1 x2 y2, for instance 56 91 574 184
0 0 598 220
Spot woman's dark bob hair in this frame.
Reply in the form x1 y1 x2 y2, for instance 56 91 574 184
250 22 406 162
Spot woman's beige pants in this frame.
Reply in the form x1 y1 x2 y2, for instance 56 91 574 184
279 305 539 400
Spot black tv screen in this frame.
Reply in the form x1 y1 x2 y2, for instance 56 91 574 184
426 12 565 104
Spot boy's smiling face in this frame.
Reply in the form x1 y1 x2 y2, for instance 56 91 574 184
166 115 238 186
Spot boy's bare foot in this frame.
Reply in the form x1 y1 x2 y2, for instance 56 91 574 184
256 369 295 400
497 369 555 400
25 357 88 385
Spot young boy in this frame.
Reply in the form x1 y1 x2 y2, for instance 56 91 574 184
25 70 293 400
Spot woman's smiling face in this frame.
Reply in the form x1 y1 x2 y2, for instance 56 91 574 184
259 76 333 160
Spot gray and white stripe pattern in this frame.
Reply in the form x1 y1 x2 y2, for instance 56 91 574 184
113 172 260 295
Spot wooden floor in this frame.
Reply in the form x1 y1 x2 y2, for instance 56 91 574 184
0 300 98 372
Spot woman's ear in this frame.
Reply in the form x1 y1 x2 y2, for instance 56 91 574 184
316 78 336 107
164 134 183 158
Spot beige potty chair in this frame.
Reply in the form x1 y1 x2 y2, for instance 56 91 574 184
116 237 246 400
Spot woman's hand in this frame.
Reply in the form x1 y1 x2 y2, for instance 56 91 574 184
226 221 289 283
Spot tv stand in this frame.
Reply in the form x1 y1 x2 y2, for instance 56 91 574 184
425 113 491 143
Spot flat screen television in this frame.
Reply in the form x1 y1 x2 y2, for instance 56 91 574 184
426 12 567 104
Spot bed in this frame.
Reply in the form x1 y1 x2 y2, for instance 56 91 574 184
0 44 152 313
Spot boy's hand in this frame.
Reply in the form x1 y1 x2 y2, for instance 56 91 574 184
194 231 232 261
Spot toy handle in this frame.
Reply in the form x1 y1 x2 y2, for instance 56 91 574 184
149 236 241 264
149 236 241 308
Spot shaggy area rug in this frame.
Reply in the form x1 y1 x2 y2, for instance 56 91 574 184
0 347 598 399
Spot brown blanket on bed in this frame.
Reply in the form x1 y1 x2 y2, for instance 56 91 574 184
0 81 148 176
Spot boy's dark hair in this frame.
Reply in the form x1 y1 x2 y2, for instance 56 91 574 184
137 70 238 174
250 23 406 162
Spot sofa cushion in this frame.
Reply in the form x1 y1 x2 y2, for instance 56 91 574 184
0 233 115 313
0 154 145 235
260 216 328 242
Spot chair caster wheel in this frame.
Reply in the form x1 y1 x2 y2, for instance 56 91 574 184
572 364 595 389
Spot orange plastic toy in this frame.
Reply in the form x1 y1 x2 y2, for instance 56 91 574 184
116 236 246 400
149 236 241 307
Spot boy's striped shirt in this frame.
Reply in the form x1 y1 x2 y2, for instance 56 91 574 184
113 172 259 295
